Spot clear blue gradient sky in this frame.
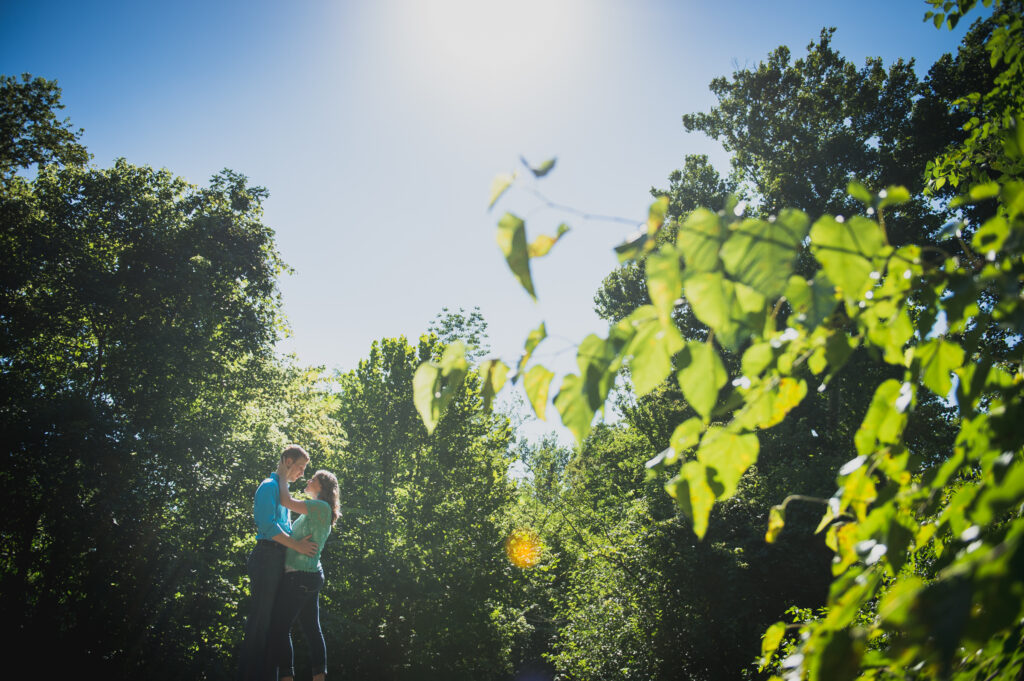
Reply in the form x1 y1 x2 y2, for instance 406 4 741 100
1 0 973 435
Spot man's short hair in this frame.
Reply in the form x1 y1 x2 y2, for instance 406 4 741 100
280 444 309 463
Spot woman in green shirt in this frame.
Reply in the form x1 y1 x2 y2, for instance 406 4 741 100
269 469 339 681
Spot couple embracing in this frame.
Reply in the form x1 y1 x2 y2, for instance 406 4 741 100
238 445 340 681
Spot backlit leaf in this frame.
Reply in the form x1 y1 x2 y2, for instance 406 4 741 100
523 365 554 420
915 338 965 397
413 363 442 434
677 341 727 421
877 185 910 208
666 460 717 539
577 333 619 411
696 427 759 500
677 208 724 272
515 321 547 378
760 622 787 671
971 215 1009 255
807 626 863 681
478 359 509 412
785 274 837 329
614 229 650 263
968 181 1000 200
720 209 809 299
766 505 786 543
847 181 873 205
670 417 704 459
528 223 570 258
741 342 775 379
647 196 670 235
877 576 925 626
683 272 766 351
810 215 888 302
488 172 514 209
554 373 595 443
646 246 683 324
738 377 807 430
625 309 685 396
496 212 536 299
413 342 469 434
854 379 910 457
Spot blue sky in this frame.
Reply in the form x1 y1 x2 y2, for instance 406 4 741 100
1 0 973 437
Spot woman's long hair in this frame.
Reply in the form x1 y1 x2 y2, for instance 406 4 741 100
312 470 340 526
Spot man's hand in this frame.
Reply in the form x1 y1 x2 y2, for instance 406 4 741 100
295 534 317 557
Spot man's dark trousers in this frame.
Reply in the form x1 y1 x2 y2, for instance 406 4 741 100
238 540 286 681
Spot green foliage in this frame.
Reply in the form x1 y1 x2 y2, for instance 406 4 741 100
417 3 1024 679
0 77 332 677
329 334 519 681
0 74 89 177
427 305 491 361
413 340 470 434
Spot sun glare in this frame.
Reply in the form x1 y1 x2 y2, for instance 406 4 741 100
505 528 543 569
388 0 591 112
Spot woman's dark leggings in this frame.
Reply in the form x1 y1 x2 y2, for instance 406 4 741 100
269 567 326 679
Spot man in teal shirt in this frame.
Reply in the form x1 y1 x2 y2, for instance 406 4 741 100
238 445 317 681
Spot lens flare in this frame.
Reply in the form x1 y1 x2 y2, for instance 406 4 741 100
505 529 542 569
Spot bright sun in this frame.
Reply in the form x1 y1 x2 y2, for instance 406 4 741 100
386 0 592 113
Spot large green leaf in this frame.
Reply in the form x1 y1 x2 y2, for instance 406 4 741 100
496 212 536 299
864 304 915 365
847 181 874 205
915 338 965 397
676 341 727 421
624 308 685 396
413 362 443 434
877 576 925 626
696 427 760 499
854 379 911 457
413 341 469 434
677 208 724 272
759 621 787 671
720 209 809 299
670 417 704 460
554 373 595 443
683 272 766 351
810 215 888 302
577 333 618 411
438 340 469 375
523 364 554 420
971 215 1009 257
785 273 838 329
478 359 509 411
737 377 808 430
646 245 683 324
741 341 776 379
666 460 717 539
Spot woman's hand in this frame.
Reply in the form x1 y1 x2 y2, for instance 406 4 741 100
292 534 318 557
279 478 309 515
273 532 317 557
